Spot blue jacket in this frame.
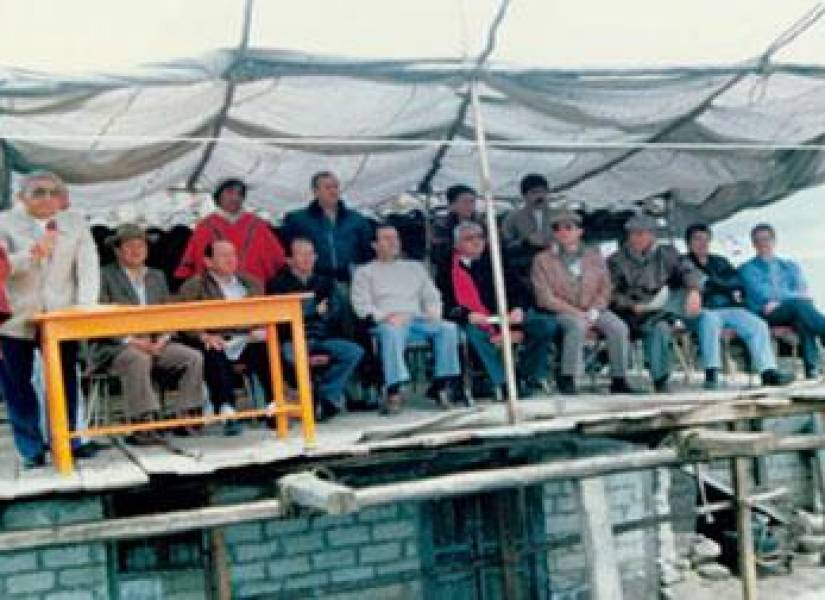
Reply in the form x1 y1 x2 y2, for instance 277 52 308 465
281 200 374 283
738 255 807 313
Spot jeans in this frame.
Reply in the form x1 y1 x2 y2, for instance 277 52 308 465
202 341 273 412
764 297 825 370
0 336 79 460
463 309 556 386
283 338 364 408
636 315 673 382
373 317 460 389
688 308 776 373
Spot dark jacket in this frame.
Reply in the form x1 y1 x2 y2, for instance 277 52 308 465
175 271 263 340
608 243 701 324
683 252 743 309
91 264 172 370
266 268 344 341
281 200 374 283
436 252 533 325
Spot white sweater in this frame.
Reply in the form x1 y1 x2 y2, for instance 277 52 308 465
350 259 441 322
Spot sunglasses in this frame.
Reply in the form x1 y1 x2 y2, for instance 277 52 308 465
553 222 579 231
29 187 64 199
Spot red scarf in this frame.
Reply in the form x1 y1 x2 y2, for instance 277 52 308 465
451 253 495 335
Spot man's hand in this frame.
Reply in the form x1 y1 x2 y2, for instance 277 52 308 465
316 298 329 315
200 333 226 351
128 336 155 354
684 289 702 316
509 308 524 325
468 312 487 326
424 306 441 322
149 337 170 356
249 327 267 342
30 233 56 262
631 304 647 315
385 313 411 327
763 301 780 315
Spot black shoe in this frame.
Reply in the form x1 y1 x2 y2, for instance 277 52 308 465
449 381 471 407
22 453 45 470
426 383 454 410
223 420 243 437
314 399 340 423
125 431 163 446
609 378 643 394
72 442 100 459
703 368 720 390
557 375 577 395
760 369 794 386
653 377 670 393
805 366 821 380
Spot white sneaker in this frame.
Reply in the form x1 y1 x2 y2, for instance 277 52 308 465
219 404 236 418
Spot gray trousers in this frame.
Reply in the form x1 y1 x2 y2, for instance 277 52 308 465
556 310 629 377
110 341 204 418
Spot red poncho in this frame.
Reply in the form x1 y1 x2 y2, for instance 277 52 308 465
175 211 285 283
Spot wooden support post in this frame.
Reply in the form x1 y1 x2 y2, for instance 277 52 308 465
42 333 73 474
808 411 825 512
289 305 316 447
733 422 758 600
576 477 622 600
265 323 288 438
278 472 357 515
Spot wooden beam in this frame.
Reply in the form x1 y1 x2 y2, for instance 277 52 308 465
278 472 357 515
577 477 621 600
675 428 777 461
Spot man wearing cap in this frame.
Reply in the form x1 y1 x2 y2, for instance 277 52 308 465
94 224 205 443
683 223 792 389
281 171 374 284
175 178 285 285
0 171 100 467
532 210 639 395
430 184 485 270
501 174 557 267
437 221 555 400
608 214 702 392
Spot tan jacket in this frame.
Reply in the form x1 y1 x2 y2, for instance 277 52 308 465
531 246 611 315
0 208 100 339
501 204 555 250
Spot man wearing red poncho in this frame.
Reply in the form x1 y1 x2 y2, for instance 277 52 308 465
175 178 285 284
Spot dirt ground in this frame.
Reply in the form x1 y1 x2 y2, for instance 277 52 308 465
671 556 825 600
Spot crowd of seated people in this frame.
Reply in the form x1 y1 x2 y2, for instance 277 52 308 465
1 169 823 469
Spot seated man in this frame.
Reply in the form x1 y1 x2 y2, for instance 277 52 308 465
437 222 555 399
177 240 273 435
430 184 485 269
267 237 364 421
683 223 792 389
739 223 825 379
94 224 205 443
608 214 702 392
351 224 465 414
532 210 638 395
501 174 556 273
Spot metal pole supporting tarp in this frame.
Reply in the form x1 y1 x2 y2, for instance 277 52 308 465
470 80 520 425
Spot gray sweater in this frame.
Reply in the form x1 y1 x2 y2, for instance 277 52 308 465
351 259 442 322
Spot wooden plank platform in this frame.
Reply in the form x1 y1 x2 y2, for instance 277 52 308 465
1 378 824 501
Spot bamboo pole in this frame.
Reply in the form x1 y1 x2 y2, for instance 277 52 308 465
470 80 520 424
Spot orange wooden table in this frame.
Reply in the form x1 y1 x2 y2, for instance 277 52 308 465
31 294 315 475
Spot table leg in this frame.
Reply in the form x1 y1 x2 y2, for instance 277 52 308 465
265 324 288 438
41 332 73 475
289 308 316 447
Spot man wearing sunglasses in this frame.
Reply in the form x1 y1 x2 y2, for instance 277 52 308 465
0 171 100 468
532 210 639 395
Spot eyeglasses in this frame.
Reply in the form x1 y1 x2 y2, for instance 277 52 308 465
553 223 579 231
460 234 484 242
29 187 64 199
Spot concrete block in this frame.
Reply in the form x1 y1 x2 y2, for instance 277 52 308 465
357 505 398 523
282 530 325 553
283 572 330 591
0 550 38 574
230 561 267 583
44 592 95 600
309 513 356 529
330 565 374 583
43 545 92 568
264 517 308 538
210 485 263 505
6 570 56 595
232 540 280 563
404 540 419 559
326 525 370 547
372 558 420 577
371 521 416 542
235 579 283 598
222 522 263 544
312 548 356 570
359 541 402 564
267 555 311 578
58 565 107 587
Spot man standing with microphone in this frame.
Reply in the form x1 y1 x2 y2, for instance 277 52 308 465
0 171 100 468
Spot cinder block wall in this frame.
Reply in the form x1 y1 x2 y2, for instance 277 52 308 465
0 497 109 600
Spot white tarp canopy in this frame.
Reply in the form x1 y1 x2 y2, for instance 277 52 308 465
2 0 825 226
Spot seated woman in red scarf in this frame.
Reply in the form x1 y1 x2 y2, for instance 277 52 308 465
436 222 556 399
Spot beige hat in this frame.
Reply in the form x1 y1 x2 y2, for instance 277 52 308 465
550 209 583 226
624 213 659 232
